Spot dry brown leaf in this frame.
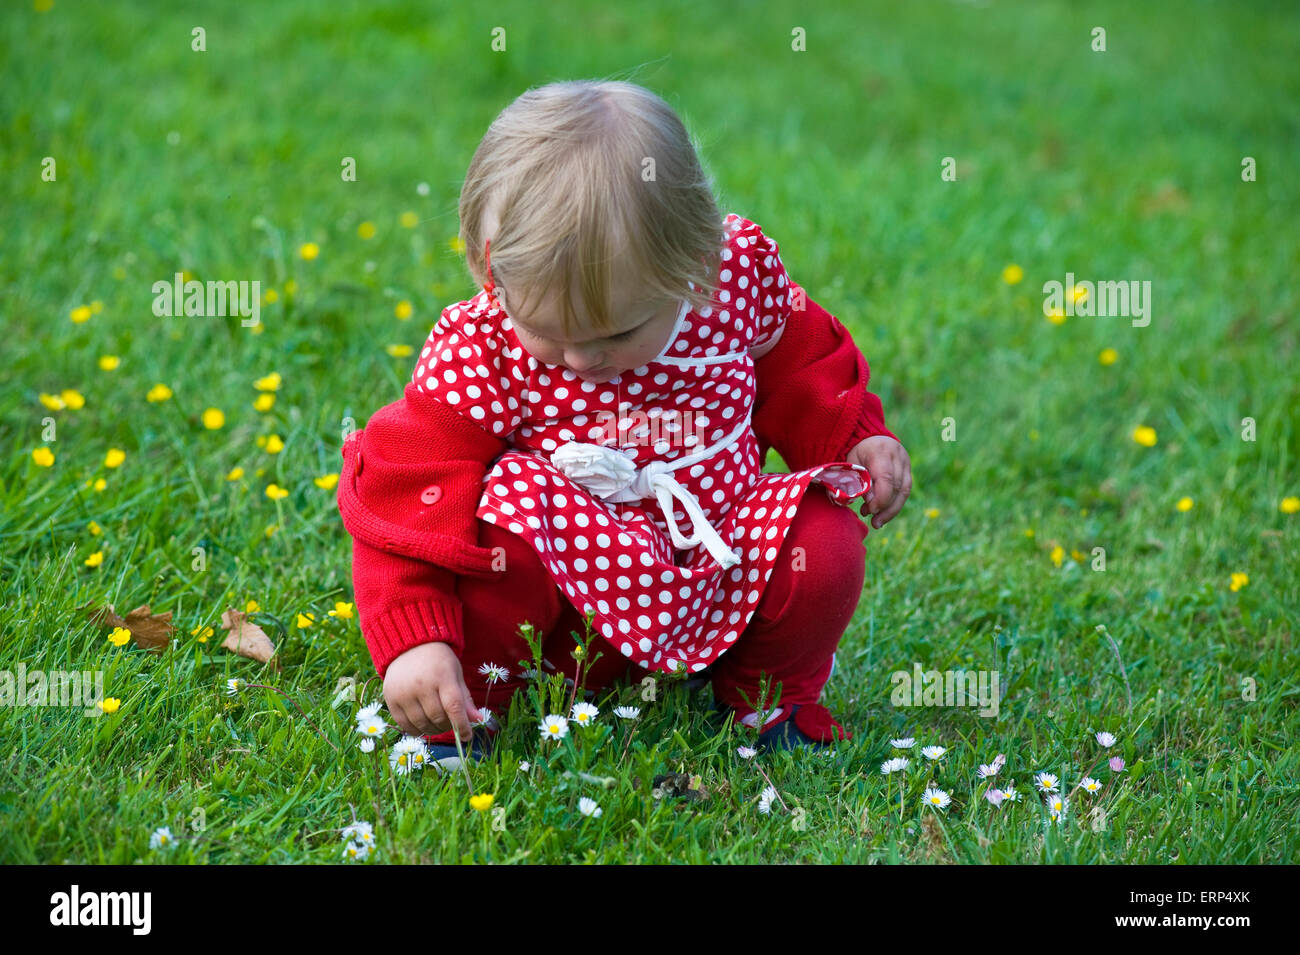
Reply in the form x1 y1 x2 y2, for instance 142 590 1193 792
85 602 176 653
219 607 277 665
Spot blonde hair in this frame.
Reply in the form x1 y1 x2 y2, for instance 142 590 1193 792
458 79 725 338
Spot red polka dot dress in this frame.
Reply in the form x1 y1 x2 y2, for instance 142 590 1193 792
412 213 872 674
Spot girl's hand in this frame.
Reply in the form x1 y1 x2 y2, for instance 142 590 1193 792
845 435 911 529
383 642 482 741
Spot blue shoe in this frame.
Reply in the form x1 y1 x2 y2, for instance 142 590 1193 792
721 703 853 752
423 722 498 771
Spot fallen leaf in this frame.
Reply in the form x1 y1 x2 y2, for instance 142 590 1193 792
85 603 175 653
220 608 277 664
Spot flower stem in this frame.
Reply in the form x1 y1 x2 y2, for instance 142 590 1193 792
247 682 339 752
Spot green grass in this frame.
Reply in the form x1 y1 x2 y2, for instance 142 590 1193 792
1 0 1297 864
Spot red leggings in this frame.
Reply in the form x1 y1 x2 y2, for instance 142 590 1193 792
455 487 869 721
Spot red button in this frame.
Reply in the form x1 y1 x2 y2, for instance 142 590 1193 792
420 484 442 505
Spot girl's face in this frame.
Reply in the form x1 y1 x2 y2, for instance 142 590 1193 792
500 283 682 384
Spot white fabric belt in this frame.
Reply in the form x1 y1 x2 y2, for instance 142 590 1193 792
550 410 751 570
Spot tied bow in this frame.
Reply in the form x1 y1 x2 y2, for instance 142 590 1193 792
550 441 741 569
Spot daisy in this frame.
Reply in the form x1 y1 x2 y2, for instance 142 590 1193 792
225 678 245 696
341 821 374 846
737 746 758 760
149 826 175 850
539 714 569 740
757 786 778 814
1048 795 1068 822
922 788 952 810
1001 783 1021 802
356 700 384 722
518 761 530 772
992 753 1007 772
921 745 947 760
571 701 599 726
342 841 371 861
519 668 541 681
1109 757 1126 773
1095 731 1117 748
890 737 916 749
473 707 494 727
578 797 603 818
477 662 510 684
881 757 909 774
1080 777 1102 793
389 736 428 775
1034 772 1060 793
976 762 1000 779
985 788 1005 806
356 714 387 738
613 705 641 719
358 738 375 754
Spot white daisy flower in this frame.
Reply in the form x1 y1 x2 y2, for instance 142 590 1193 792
1001 783 1021 802
578 797 603 818
985 788 1006 806
341 821 374 845
1048 795 1068 822
922 787 952 810
1080 776 1102 793
890 737 916 749
225 678 245 696
757 785 778 814
149 826 175 850
342 841 370 861
613 705 641 720
389 736 428 775
1034 772 1060 793
358 737 375 753
737 746 758 760
473 707 494 727
881 757 909 774
921 745 947 760
355 704 387 737
976 762 1000 779
538 714 569 740
519 668 541 681
570 701 599 726
991 753 1007 771
1095 731 1117 748
356 700 384 721
518 761 530 772
477 662 510 684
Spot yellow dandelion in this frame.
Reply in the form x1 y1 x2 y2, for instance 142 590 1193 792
385 344 413 358
146 383 173 403
1099 348 1118 366
449 235 466 255
1001 264 1024 285
99 355 121 371
108 627 131 647
299 242 320 260
202 408 225 430
84 551 104 568
254 372 281 392
35 0 55 13
1072 286 1088 304
1045 307 1066 325
1132 426 1158 447
1229 572 1249 592
264 434 284 454
296 612 315 629
191 624 213 643
245 599 260 612
92 478 106 491
265 483 289 501
32 447 55 467
112 265 126 280
88 520 102 536
358 221 377 240
314 473 339 490
1070 548 1086 563
61 389 86 409
284 279 297 296
1280 497 1299 515
39 392 65 410
263 289 279 305
1050 545 1064 568
104 448 126 468
400 211 419 229
264 524 278 538
253 393 275 412
469 793 495 812
70 305 93 323
395 300 413 320
90 300 104 314
99 697 121 714
226 466 245 481
1024 528 1035 538
924 507 940 519
327 601 354 620
1176 497 1194 512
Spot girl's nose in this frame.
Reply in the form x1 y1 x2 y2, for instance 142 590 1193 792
564 349 606 373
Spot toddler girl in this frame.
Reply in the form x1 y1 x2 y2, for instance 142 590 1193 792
337 79 911 756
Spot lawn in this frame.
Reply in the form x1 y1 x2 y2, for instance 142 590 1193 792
1 0 1297 864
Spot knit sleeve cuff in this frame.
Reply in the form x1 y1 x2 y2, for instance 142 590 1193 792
364 599 465 678
843 390 899 452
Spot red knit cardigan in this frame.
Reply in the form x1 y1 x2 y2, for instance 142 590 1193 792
337 291 898 678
